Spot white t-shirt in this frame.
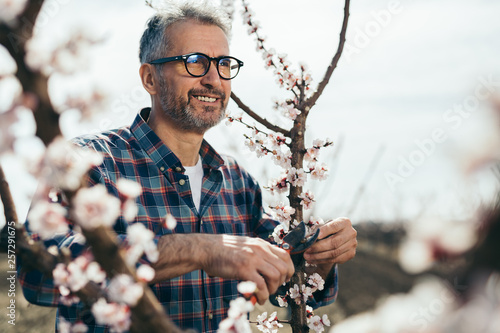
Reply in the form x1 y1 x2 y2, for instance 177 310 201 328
184 156 203 212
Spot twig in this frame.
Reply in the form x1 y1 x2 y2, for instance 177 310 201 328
0 0 62 145
231 92 291 137
304 0 350 110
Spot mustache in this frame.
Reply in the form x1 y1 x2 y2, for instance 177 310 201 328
188 88 226 100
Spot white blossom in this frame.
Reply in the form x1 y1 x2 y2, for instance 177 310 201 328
289 284 301 304
53 254 105 295
116 170 142 222
266 175 288 195
72 185 121 229
85 261 106 284
276 295 288 308
308 315 326 333
58 317 72 333
237 281 257 295
108 274 143 306
330 278 457 333
399 217 477 274
91 298 131 333
301 284 313 303
66 261 88 292
117 179 142 199
122 200 138 222
59 294 80 307
58 317 88 333
298 191 315 210
308 273 325 292
268 133 287 149
322 314 331 327
136 265 155 282
218 316 253 333
304 147 319 162
26 31 101 75
164 214 177 230
271 149 291 169
259 313 271 326
227 297 254 319
37 137 103 191
0 0 27 23
27 201 68 239
271 224 287 245
256 311 283 333
287 168 306 187
126 223 159 265
309 163 328 181
271 203 295 224
0 107 19 155
312 139 325 147
53 263 70 293
244 137 257 151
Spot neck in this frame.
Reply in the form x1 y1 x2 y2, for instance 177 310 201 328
148 107 203 167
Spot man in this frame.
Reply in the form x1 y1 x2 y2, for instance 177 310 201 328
20 2 357 332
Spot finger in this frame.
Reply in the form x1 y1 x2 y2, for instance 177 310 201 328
308 248 356 265
267 244 295 280
306 227 354 255
318 217 351 240
304 238 357 264
247 272 269 305
257 261 284 294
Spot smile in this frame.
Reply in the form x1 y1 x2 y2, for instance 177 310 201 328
194 95 217 103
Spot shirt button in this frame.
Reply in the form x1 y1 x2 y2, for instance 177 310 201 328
159 166 165 172
179 179 186 186
208 312 213 320
175 167 182 172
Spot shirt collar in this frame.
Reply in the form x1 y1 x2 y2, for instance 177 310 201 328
131 108 224 171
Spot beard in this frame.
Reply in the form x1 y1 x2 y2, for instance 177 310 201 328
158 75 227 134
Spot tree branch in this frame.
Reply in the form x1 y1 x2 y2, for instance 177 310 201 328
0 164 18 226
81 225 184 333
231 92 291 137
1 3 183 329
304 0 350 110
0 164 19 252
0 0 62 145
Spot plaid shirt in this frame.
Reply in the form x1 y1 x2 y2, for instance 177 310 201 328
19 108 338 332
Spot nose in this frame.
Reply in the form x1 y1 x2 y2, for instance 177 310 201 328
200 60 222 89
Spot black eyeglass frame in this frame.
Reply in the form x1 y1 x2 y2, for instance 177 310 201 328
148 52 244 80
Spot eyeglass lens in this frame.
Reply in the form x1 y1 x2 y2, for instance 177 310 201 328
185 54 240 79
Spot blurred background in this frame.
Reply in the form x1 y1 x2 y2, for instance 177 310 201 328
1 0 500 332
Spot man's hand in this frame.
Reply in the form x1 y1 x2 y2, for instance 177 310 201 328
304 217 357 267
152 233 294 305
202 235 294 305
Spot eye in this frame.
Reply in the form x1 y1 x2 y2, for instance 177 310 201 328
187 54 205 64
219 58 231 68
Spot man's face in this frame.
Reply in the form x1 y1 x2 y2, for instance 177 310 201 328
156 20 231 134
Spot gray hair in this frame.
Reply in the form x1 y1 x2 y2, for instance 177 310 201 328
139 1 232 64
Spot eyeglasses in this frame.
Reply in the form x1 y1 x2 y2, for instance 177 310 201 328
148 52 244 80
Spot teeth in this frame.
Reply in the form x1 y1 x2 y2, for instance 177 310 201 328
195 96 217 103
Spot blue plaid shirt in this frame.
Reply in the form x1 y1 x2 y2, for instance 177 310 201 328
19 108 338 332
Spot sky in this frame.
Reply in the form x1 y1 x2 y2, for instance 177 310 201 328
1 0 500 226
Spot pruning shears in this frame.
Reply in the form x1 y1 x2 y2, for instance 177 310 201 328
281 221 320 254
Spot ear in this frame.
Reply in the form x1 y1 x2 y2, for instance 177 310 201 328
139 63 159 96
